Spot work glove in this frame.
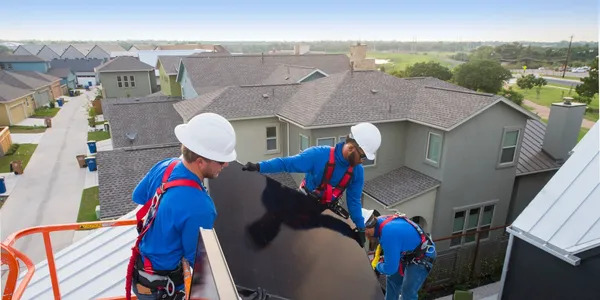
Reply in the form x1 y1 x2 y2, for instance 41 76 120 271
242 162 260 172
354 228 366 247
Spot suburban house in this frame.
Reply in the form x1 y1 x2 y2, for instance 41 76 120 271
96 56 158 98
86 44 127 60
0 83 35 125
499 121 598 299
137 49 217 89
0 70 61 108
72 44 96 58
60 45 86 59
156 56 185 97
0 54 50 72
47 67 77 92
12 44 43 56
47 44 70 58
128 44 157 52
50 58 104 86
36 45 62 61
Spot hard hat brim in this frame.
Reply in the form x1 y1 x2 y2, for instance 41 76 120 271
175 124 237 162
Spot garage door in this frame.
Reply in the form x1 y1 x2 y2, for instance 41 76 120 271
9 103 27 125
34 90 50 108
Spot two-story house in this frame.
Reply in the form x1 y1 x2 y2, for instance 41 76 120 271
96 56 158 98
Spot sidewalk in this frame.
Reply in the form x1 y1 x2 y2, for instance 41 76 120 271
0 88 96 264
435 281 501 300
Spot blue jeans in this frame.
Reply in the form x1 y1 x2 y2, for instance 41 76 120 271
385 260 433 300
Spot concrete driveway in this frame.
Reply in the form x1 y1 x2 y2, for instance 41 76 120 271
1 88 98 264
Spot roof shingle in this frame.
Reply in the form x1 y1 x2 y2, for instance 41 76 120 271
363 167 441 207
0 54 46 62
97 56 154 72
0 83 33 102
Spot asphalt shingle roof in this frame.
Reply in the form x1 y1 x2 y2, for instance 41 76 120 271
516 119 562 175
47 44 70 56
157 56 184 75
261 64 320 85
0 54 46 62
174 84 300 121
49 59 104 73
72 44 96 56
363 167 441 207
0 83 33 102
97 144 181 219
97 44 127 53
102 92 182 149
97 56 154 72
47 68 73 78
0 70 53 89
180 54 349 92
131 44 157 50
16 45 44 55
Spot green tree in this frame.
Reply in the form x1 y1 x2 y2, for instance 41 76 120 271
469 46 498 61
575 57 599 104
517 74 547 99
404 62 452 81
452 60 512 93
499 87 525 106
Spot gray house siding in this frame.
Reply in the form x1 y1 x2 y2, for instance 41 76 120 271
99 71 153 98
432 103 528 249
33 89 51 108
507 171 556 224
232 118 287 164
86 47 110 60
61 46 85 59
403 122 446 181
37 47 60 60
179 68 197 99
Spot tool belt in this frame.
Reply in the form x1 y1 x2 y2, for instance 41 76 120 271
300 186 350 219
134 256 185 296
401 254 436 272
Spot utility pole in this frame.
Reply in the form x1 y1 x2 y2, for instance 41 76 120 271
562 35 573 78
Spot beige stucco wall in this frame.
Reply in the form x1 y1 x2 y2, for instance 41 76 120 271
231 117 288 165
0 94 35 125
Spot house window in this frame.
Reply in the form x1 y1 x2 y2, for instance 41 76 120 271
317 137 335 147
426 132 442 165
339 136 347 143
266 126 278 152
300 134 309 152
0 63 4 70
130 75 135 87
117 76 122 88
450 204 495 247
499 129 520 164
123 75 129 88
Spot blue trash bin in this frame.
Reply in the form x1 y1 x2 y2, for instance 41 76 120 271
69 90 74 97
0 177 6 194
87 140 97 154
85 156 97 171
57 98 64 107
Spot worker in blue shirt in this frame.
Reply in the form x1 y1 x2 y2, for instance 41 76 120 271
127 113 237 300
243 122 382 246
363 209 436 300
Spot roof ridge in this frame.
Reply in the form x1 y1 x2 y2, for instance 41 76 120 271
280 64 318 69
424 86 495 97
301 71 349 125
240 83 300 88
123 142 180 152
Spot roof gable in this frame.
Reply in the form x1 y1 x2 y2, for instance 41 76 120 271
61 45 86 59
97 56 154 72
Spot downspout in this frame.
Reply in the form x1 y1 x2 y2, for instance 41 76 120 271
497 233 514 300
286 122 290 157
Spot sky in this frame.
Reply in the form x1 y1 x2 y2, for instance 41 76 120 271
1 0 598 42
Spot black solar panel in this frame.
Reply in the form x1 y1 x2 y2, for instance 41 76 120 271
204 162 384 299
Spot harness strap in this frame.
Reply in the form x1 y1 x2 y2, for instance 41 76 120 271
126 159 203 300
303 147 354 204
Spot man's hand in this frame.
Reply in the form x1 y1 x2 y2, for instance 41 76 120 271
242 162 260 172
354 228 366 247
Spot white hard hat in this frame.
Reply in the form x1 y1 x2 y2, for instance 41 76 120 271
362 208 375 226
350 123 381 160
174 113 237 162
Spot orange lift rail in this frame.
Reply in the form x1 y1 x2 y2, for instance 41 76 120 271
1 220 136 300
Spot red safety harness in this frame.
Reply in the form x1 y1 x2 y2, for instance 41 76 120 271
125 160 203 300
300 147 354 204
378 214 432 276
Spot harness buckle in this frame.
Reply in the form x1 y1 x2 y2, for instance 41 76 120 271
159 183 166 194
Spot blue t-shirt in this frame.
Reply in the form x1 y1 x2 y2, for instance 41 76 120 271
258 142 365 229
375 217 436 275
132 158 216 270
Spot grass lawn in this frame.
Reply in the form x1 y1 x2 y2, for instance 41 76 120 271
0 144 37 173
77 186 99 222
542 74 582 81
87 130 110 141
512 85 599 122
8 125 47 133
32 107 60 118
367 52 460 72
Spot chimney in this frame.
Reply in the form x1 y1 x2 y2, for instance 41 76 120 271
542 97 586 161
349 43 376 70
294 43 310 55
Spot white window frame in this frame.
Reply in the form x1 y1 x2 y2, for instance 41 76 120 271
339 136 347 143
497 127 521 167
450 201 497 248
265 125 279 154
425 131 443 167
299 134 309 152
316 136 336 147
130 75 135 87
117 76 122 88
